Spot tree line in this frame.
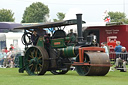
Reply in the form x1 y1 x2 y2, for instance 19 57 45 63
0 2 128 24
0 2 65 23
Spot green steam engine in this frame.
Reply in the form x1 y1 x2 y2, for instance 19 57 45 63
15 14 110 76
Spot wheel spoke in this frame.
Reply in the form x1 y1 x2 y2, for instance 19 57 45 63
29 64 33 67
38 56 42 60
38 64 42 73
29 52 34 58
39 64 42 67
37 65 40 74
34 65 39 74
30 65 34 71
32 49 36 56
35 49 38 57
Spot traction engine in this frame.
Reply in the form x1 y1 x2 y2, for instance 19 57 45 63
15 14 110 76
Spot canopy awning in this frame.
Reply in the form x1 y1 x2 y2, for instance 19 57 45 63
14 19 86 30
0 22 22 32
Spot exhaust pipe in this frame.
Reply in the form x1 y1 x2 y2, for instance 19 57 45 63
76 14 83 42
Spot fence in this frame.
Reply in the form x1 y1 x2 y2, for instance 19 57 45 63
109 52 128 62
109 52 128 72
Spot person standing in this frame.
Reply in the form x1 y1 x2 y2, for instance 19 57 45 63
101 42 109 56
114 41 122 68
31 30 39 45
104 42 110 55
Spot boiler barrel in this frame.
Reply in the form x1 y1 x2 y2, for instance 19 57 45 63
59 46 80 58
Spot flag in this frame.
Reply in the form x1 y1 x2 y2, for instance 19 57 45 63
104 16 110 22
103 10 111 22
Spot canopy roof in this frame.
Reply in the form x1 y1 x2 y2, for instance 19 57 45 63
0 22 22 32
0 22 22 29
14 19 86 30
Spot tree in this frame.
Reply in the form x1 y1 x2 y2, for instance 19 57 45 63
108 11 128 24
0 9 15 22
53 12 65 22
22 2 49 23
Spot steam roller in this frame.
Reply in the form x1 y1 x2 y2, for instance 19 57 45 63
16 13 111 76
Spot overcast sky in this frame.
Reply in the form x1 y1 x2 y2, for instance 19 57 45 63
0 0 128 23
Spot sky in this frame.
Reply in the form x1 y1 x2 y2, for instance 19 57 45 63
0 0 128 23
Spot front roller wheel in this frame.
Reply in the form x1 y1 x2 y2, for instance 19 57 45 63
75 52 110 76
24 46 49 75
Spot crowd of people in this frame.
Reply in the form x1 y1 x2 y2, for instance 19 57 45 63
0 44 16 68
101 41 127 72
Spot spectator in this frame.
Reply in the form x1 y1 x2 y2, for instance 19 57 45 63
101 42 109 56
4 47 8 54
114 41 122 53
31 30 39 45
120 47 127 72
115 47 127 72
0 49 6 67
114 41 122 68
3 48 8 67
104 42 110 55
6 48 15 68
10 44 14 50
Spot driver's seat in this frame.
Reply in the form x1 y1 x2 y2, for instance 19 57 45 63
52 30 66 39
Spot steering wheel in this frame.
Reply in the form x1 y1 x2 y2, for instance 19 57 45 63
21 32 32 45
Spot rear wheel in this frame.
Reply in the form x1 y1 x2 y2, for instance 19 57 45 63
24 46 49 75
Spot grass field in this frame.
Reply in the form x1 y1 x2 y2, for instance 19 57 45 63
0 68 128 85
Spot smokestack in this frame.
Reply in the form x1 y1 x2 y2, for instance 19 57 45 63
76 14 83 42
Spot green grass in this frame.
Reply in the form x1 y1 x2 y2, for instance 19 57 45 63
0 68 128 85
